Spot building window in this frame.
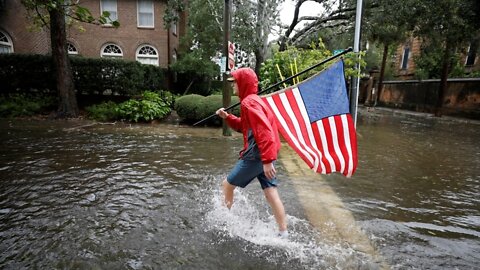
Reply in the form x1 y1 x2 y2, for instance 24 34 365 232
0 31 13 54
138 0 154 28
67 42 78 55
171 11 178 35
101 43 123 58
136 45 159 66
400 46 410 70
172 49 177 64
172 49 178 81
101 0 118 24
465 42 478 66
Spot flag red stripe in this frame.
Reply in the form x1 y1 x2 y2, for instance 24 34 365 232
310 121 332 174
265 92 315 168
346 114 358 176
333 115 346 174
321 117 340 172
262 87 358 177
285 89 324 172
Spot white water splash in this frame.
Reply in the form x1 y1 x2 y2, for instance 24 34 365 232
203 182 372 269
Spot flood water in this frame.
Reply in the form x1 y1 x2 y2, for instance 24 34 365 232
0 108 479 269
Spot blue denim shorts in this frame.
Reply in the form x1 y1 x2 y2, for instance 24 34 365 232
227 159 278 189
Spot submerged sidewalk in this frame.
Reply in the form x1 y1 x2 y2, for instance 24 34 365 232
358 105 480 125
279 145 390 270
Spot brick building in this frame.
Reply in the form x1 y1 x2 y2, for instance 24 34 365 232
0 0 186 68
393 37 480 80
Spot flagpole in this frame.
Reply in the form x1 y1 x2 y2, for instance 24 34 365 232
350 0 363 128
193 47 353 126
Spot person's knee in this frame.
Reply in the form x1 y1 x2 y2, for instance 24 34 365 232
263 187 278 201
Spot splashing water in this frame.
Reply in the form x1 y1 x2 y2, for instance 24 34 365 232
202 178 374 269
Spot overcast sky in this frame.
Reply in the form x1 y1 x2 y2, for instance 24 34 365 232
279 0 321 25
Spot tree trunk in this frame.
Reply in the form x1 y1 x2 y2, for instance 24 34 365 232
253 0 268 75
254 50 264 76
50 7 79 118
376 43 389 106
435 41 451 117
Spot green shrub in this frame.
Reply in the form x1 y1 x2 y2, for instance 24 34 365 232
174 94 240 125
198 95 224 126
174 94 204 122
0 54 167 96
116 91 171 122
85 91 173 122
0 94 56 117
85 101 119 121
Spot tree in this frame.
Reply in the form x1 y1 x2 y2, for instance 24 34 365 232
171 0 282 80
21 0 117 118
231 0 283 74
277 0 361 51
168 0 222 90
259 39 366 90
408 0 480 116
363 0 410 103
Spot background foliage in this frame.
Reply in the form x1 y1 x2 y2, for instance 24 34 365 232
174 94 240 126
85 91 175 122
0 94 56 118
259 39 366 90
0 54 167 96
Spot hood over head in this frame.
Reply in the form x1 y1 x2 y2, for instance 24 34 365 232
230 68 258 100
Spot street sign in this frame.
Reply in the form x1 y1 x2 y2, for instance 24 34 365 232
220 57 226 73
228 41 235 70
333 50 343 55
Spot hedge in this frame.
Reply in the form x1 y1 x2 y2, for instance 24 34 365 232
174 94 240 126
0 54 166 96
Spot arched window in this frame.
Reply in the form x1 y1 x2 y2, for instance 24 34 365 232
136 45 158 66
0 31 14 54
101 43 123 58
67 42 78 55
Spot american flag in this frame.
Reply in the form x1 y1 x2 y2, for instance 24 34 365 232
262 60 358 177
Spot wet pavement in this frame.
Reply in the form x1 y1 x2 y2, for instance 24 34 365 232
0 107 479 269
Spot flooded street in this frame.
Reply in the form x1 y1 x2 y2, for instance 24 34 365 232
0 108 479 269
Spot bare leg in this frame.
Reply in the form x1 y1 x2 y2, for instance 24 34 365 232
263 187 287 232
222 179 236 209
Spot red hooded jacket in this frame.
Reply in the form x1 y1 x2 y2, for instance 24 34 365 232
225 68 281 164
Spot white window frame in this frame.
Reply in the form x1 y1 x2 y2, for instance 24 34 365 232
0 31 14 54
67 42 78 55
100 0 118 25
172 49 177 64
101 43 123 59
137 0 154 28
171 10 178 35
136 44 159 66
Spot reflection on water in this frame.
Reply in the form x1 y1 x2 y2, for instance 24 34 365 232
0 108 479 269
334 109 480 269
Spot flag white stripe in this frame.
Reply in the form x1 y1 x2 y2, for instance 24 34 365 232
328 116 346 173
341 114 354 177
265 96 315 166
316 120 336 172
291 88 326 173
280 91 320 172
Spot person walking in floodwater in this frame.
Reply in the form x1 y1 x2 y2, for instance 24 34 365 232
216 67 288 238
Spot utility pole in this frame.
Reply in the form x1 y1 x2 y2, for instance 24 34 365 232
222 0 232 136
350 0 363 127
